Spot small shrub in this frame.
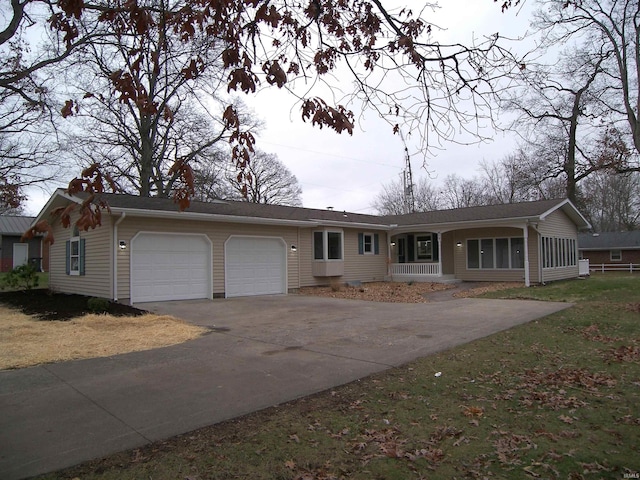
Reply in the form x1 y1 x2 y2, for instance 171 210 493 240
329 278 342 292
1 264 39 291
87 297 110 313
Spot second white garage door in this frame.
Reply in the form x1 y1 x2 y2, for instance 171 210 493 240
130 233 212 303
225 236 287 297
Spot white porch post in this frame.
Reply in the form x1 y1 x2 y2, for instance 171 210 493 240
437 232 443 276
387 233 392 277
523 224 530 287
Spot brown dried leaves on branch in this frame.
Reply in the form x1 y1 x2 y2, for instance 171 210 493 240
302 98 354 135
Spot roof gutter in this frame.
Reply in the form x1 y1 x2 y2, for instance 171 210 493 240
309 219 392 230
108 207 319 227
389 215 542 233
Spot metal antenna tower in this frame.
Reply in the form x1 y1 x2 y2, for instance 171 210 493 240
399 130 415 214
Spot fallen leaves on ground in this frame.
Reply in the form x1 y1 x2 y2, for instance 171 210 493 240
603 345 640 363
581 324 623 343
299 282 452 303
453 282 523 298
517 367 616 409
491 431 537 466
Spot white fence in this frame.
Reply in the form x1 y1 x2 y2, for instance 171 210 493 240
389 263 440 276
588 263 640 273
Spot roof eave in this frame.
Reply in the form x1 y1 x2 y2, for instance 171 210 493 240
109 206 319 227
310 219 391 230
32 189 80 226
390 215 542 233
541 199 592 230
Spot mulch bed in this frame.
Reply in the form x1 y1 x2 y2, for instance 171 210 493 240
0 289 146 321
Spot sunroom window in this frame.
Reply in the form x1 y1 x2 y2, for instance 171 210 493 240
467 237 525 270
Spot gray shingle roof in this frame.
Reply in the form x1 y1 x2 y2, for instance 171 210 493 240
578 231 640 250
93 192 387 225
380 198 566 225
0 216 35 235
59 191 584 229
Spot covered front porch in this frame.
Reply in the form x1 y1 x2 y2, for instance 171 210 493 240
385 231 458 283
385 224 535 286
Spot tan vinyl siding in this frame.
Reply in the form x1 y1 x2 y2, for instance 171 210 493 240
529 233 541 283
539 209 579 282
49 215 113 298
452 226 536 283
441 231 455 275
343 230 388 282
299 229 388 286
116 217 300 300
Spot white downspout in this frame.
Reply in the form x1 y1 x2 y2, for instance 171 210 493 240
523 223 530 287
113 212 126 301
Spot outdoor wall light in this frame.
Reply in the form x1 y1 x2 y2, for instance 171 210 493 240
290 245 297 252
456 241 462 247
390 242 396 247
119 240 127 250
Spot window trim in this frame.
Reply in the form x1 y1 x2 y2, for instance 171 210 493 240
610 249 622 262
70 236 80 276
313 229 344 261
358 232 380 255
66 236 85 276
466 236 525 270
415 234 433 261
363 233 374 254
541 236 577 269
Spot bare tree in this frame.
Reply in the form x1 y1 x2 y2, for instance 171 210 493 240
579 170 640 231
440 174 488 209
373 177 441 215
479 153 543 204
190 152 238 203
57 1 263 200
530 0 640 166
503 43 613 202
224 151 302 206
0 2 70 209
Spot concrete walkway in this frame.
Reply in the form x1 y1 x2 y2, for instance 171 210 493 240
0 295 571 480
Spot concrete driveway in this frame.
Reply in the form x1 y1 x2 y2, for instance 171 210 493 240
0 295 571 480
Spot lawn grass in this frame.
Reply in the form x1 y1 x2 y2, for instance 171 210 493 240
40 274 640 479
0 271 48 290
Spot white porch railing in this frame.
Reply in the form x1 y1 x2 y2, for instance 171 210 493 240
588 263 640 273
390 263 440 276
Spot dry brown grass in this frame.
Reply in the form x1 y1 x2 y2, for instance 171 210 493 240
0 306 207 370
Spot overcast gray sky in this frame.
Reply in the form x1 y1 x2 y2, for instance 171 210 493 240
23 0 534 216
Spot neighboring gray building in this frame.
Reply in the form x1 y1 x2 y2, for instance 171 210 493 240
0 216 48 272
578 231 640 265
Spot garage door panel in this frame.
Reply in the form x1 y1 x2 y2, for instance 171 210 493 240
225 237 286 298
131 233 211 303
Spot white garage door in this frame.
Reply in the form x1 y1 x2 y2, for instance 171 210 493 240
131 233 211 303
225 236 286 298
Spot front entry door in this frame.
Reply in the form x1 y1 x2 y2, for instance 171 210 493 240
12 243 28 268
398 237 406 263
